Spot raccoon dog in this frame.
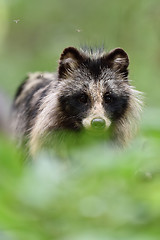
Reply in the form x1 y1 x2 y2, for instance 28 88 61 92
12 47 142 156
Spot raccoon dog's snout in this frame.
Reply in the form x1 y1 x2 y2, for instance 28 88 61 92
91 118 106 130
82 112 111 131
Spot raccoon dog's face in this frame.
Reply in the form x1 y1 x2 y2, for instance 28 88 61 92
57 47 130 132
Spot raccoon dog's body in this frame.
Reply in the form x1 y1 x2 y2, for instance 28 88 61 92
12 47 142 155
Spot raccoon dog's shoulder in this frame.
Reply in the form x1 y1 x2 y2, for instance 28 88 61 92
12 46 143 155
12 72 57 138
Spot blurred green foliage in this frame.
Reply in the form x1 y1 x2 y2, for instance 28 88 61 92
0 0 160 239
0 109 160 240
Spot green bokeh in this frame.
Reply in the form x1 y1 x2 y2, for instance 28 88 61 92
0 0 160 106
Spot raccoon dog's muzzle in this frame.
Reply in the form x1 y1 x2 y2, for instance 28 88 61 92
83 116 111 131
82 103 111 131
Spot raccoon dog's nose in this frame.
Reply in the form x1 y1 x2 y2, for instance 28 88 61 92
91 118 106 130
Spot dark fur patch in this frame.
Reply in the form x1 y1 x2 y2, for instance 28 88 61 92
103 93 129 121
58 92 91 130
24 82 50 130
82 58 103 78
14 77 28 100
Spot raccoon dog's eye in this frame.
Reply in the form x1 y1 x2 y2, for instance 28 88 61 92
78 94 88 104
104 92 113 103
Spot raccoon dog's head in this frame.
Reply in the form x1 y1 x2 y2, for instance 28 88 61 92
57 47 142 141
30 46 142 155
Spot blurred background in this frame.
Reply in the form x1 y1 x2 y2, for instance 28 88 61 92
0 1 160 240
0 0 160 106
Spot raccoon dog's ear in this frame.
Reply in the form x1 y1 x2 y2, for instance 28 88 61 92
58 47 83 79
103 48 129 73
